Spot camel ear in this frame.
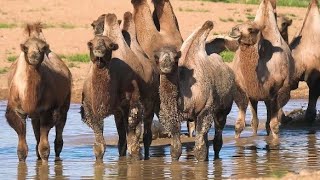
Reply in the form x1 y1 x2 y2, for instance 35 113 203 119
91 20 97 28
20 44 28 53
87 41 93 49
248 27 259 34
42 44 49 51
118 20 122 25
109 43 119 51
288 19 292 26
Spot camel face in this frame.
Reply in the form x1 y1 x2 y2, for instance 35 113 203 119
277 16 292 33
154 47 181 74
87 35 118 69
20 38 48 66
230 22 260 45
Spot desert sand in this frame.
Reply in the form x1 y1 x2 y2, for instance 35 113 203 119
0 0 309 103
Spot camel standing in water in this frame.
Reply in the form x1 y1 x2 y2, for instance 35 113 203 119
290 0 320 123
230 0 294 139
6 23 72 162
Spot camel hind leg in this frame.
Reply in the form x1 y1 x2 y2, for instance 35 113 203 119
54 95 70 161
234 86 248 138
143 111 154 160
5 106 28 161
31 118 40 160
249 99 259 136
213 113 227 160
115 111 127 157
306 81 320 123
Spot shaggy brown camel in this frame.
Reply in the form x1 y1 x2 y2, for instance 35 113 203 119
230 0 294 139
6 23 72 162
81 13 159 161
155 21 243 161
290 0 320 123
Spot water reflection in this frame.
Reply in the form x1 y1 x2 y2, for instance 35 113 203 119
1 100 320 179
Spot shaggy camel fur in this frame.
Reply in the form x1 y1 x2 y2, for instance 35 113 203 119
155 21 242 161
6 23 72 162
230 0 294 139
290 0 320 123
81 14 159 161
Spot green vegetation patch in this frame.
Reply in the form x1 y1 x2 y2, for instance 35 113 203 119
7 55 18 62
0 67 9 74
61 54 90 63
0 23 17 29
220 50 235 62
178 7 210 12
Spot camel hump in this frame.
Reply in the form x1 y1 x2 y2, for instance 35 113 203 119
124 12 133 22
106 13 118 25
24 22 44 39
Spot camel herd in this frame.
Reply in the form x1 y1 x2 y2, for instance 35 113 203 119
5 0 320 163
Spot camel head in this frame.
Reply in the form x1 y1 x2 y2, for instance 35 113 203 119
277 16 292 33
20 38 49 67
229 22 260 46
154 46 181 74
87 35 118 69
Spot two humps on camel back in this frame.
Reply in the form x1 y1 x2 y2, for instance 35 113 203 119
81 13 159 161
131 0 197 137
154 20 247 161
229 0 294 140
6 22 72 162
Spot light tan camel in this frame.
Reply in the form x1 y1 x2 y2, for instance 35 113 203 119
6 22 72 162
230 0 294 139
290 0 320 123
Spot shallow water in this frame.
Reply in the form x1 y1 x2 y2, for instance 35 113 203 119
0 100 319 179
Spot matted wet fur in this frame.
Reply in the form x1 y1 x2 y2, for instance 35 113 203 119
6 22 72 162
81 14 159 161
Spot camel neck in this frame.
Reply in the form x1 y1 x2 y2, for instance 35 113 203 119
22 60 42 114
238 44 261 94
91 65 113 117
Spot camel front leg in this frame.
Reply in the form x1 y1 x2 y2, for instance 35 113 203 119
92 121 106 162
54 110 67 161
39 111 55 162
127 101 144 160
5 106 28 161
234 86 248 138
194 109 214 161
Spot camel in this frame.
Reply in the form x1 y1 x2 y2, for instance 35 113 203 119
230 0 294 139
155 21 243 161
91 14 122 35
6 22 72 162
81 13 159 161
290 0 320 123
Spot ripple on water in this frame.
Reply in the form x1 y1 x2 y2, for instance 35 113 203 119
0 100 319 179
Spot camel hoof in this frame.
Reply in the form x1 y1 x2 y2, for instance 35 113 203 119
55 157 62 162
93 143 106 160
194 146 208 162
